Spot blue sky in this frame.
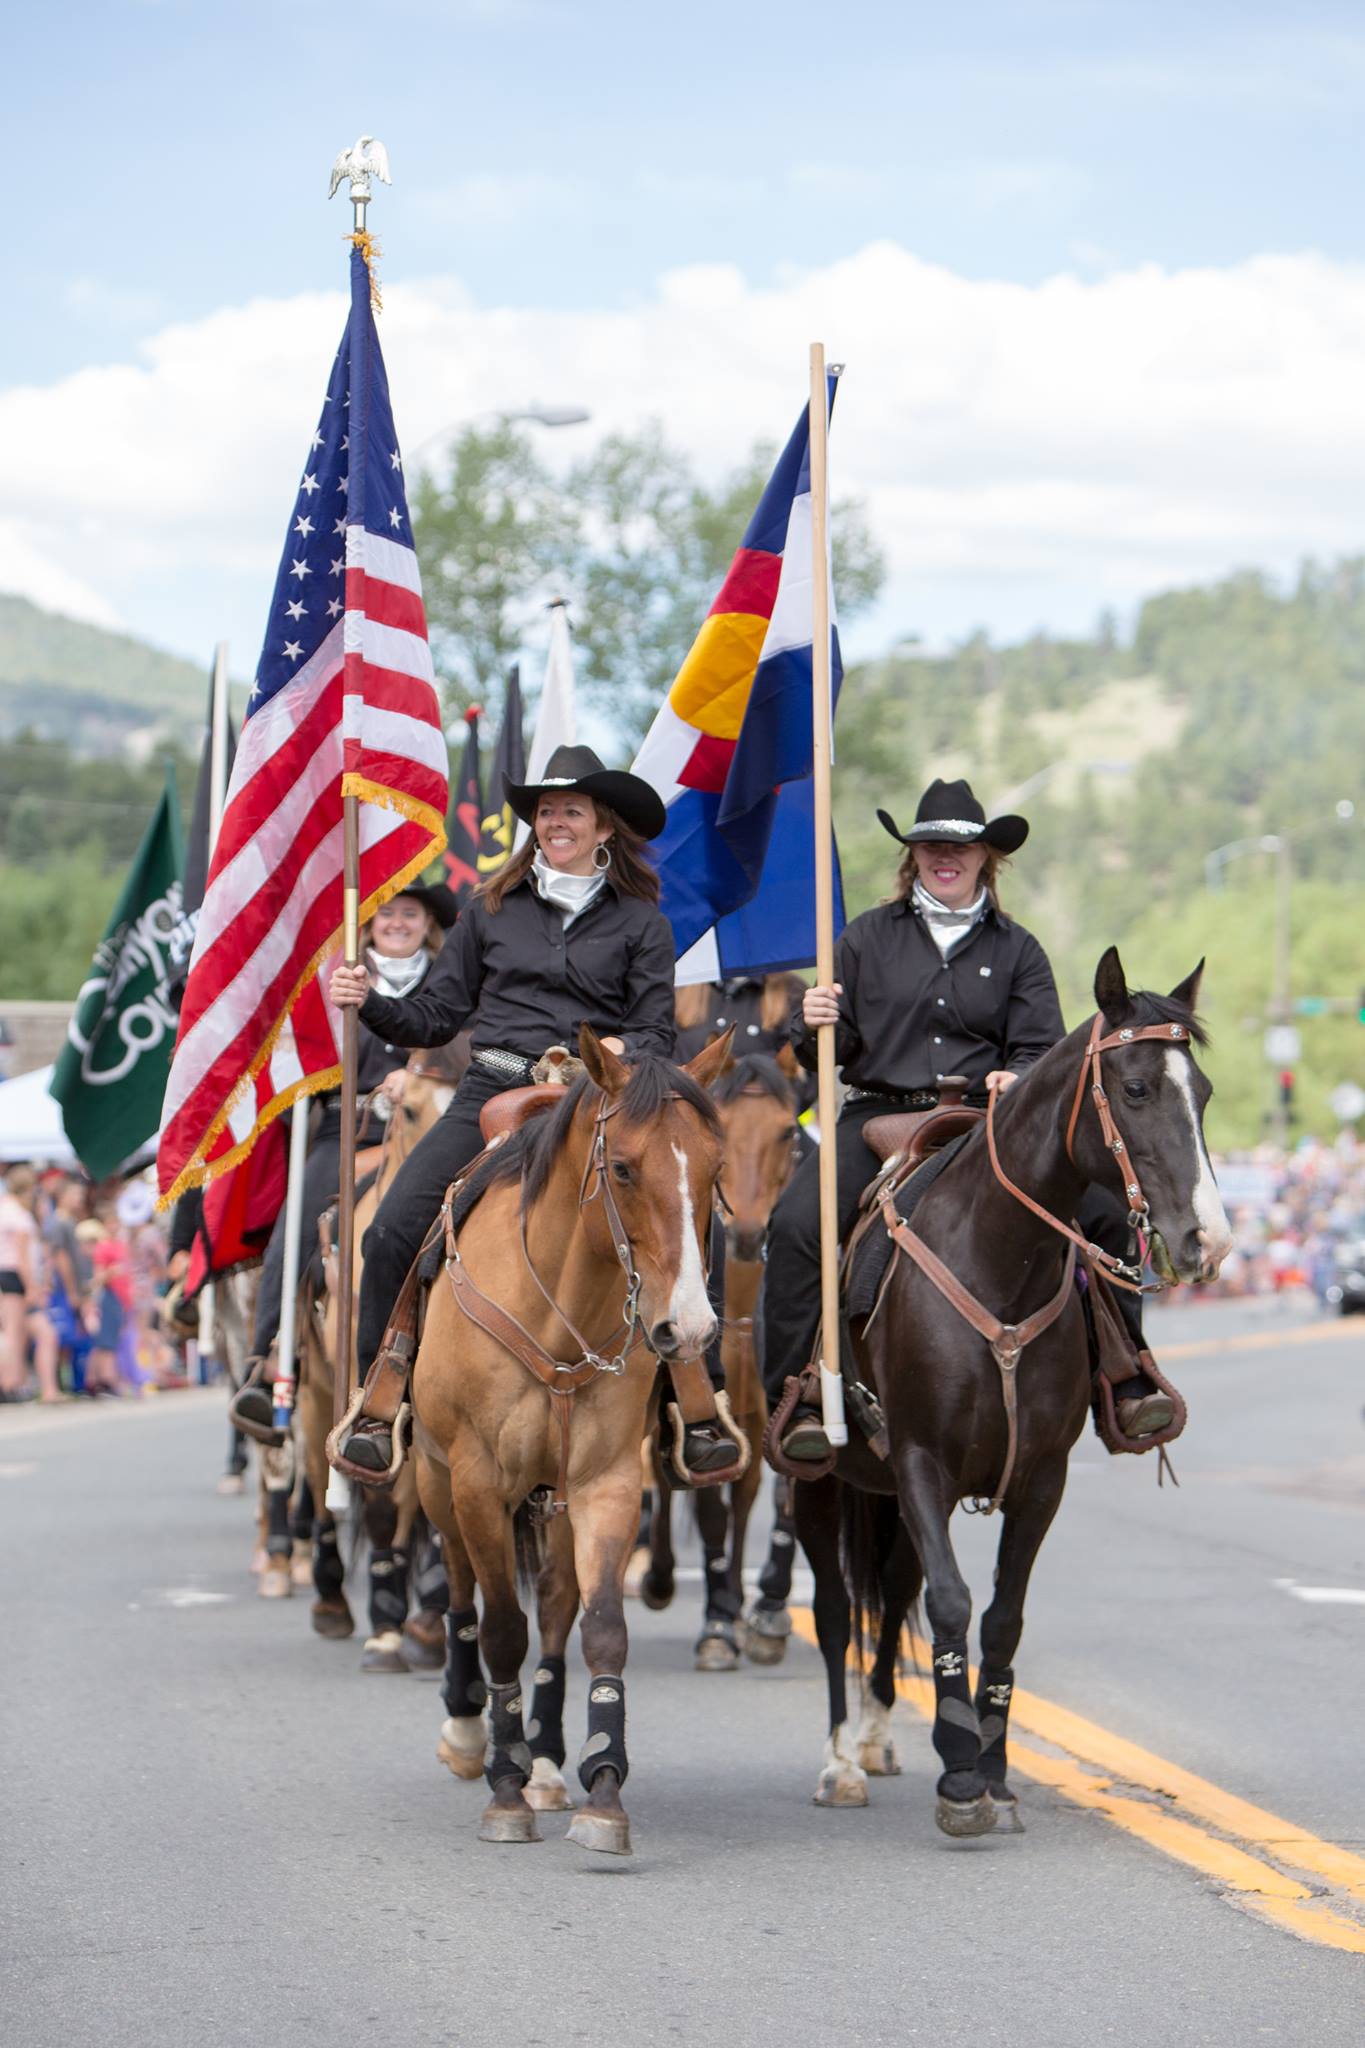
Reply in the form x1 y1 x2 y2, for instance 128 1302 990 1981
9 0 1365 668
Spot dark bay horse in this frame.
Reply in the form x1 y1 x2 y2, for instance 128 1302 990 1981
796 951 1233 1834
413 1028 731 1855
640 1053 804 1668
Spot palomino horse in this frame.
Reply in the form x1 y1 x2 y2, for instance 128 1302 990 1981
640 1053 804 1669
794 952 1232 1834
294 1041 465 1664
413 1028 731 1855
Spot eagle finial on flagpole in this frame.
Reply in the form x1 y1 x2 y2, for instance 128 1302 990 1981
328 134 392 233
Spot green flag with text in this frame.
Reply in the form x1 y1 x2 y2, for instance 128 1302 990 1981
50 772 185 1178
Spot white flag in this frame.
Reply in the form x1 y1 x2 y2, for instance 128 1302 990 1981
516 600 578 848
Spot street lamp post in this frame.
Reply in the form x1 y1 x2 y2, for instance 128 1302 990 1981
408 403 591 469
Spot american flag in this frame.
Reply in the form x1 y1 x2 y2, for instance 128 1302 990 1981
158 246 447 1205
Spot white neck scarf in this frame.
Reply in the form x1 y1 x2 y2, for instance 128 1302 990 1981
533 849 607 927
367 947 428 999
912 878 988 959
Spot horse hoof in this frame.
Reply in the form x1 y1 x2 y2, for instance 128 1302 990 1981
216 1472 246 1497
478 1800 541 1844
988 1790 1025 1834
290 1555 314 1589
249 1547 269 1575
399 1619 445 1671
639 1572 674 1613
694 1628 740 1673
360 1629 408 1673
857 1740 902 1777
814 1767 869 1808
524 1757 575 1811
743 1606 791 1665
623 1545 650 1600
566 1808 633 1856
935 1793 998 1838
437 1717 486 1780
311 1599 355 1639
258 1560 293 1600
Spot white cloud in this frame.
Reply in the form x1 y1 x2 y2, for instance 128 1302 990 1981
6 241 1365 664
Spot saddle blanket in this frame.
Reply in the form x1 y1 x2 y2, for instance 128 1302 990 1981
844 1132 974 1324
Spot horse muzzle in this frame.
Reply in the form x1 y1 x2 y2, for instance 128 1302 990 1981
724 1221 767 1264
648 1311 718 1362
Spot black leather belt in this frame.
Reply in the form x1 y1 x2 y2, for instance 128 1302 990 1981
846 1087 942 1110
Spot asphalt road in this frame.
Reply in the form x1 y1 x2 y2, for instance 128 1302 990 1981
3 1294 1363 2047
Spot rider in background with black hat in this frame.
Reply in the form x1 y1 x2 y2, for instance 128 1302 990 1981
763 777 1176 1464
231 883 455 1438
329 745 738 1480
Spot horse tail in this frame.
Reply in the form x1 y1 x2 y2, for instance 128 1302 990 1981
513 1499 547 1599
839 1486 925 1672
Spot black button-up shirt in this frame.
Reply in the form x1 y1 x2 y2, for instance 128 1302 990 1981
358 877 676 1060
790 897 1063 1099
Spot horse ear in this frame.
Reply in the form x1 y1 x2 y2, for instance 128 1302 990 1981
1168 958 1205 1013
578 1024 630 1097
684 1025 735 1093
1093 946 1131 1024
775 1041 801 1084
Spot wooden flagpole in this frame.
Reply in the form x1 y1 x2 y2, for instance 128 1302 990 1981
333 794 361 1427
808 343 847 1448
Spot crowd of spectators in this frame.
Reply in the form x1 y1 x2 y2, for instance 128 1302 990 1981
1190 1135 1365 1301
0 1165 181 1402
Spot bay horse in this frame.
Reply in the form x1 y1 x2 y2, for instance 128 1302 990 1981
795 951 1233 1835
413 1027 731 1855
294 1040 466 1664
640 1053 805 1669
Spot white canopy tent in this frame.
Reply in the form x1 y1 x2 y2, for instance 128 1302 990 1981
0 1065 78 1165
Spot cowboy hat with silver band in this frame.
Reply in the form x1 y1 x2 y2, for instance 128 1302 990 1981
505 743 667 842
877 776 1029 856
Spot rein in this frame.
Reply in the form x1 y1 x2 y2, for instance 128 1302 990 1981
441 1094 667 1516
985 1013 1192 1292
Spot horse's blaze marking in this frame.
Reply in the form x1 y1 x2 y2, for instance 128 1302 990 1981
1164 1050 1233 1260
788 1610 1365 1953
668 1141 712 1343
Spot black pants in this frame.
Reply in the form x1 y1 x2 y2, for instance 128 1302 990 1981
357 1064 517 1377
760 1104 1145 1405
251 1111 347 1357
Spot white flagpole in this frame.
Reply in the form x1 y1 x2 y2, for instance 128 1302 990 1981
809 343 847 1448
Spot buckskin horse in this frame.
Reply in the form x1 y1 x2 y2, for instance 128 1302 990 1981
790 951 1232 1835
412 1027 732 1855
639 1053 806 1669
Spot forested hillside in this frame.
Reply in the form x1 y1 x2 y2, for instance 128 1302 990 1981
0 594 217 752
4 560 1363 1144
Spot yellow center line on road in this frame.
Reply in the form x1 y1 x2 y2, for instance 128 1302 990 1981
1158 1318 1358 1361
788 1609 1365 1954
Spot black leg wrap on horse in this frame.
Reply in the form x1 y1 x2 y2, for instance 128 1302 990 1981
368 1545 410 1635
578 1674 629 1792
757 1482 797 1606
443 1606 487 1721
313 1525 345 1601
527 1654 567 1767
265 1485 292 1558
930 1638 981 1779
486 1679 532 1792
703 1547 742 1623
290 1478 315 1543
414 1535 448 1616
974 1664 1014 1787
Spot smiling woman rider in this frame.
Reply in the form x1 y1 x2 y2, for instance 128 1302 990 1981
329 744 738 1480
762 777 1178 1465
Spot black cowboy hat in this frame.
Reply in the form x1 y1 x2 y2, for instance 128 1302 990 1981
505 743 667 842
877 777 1029 856
384 880 458 929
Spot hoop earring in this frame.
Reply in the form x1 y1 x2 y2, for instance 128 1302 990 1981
592 842 613 872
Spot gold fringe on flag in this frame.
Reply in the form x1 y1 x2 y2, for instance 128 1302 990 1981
349 230 383 311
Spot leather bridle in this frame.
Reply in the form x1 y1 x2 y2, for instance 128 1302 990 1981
986 1013 1192 1292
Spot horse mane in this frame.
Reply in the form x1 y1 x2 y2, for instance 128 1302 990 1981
711 1052 797 1110
475 1056 723 1215
1119 987 1209 1048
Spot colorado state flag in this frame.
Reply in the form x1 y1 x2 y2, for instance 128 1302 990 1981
633 381 844 981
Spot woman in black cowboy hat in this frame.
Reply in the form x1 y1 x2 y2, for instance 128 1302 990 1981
329 745 736 1477
232 882 457 1437
762 777 1175 1463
